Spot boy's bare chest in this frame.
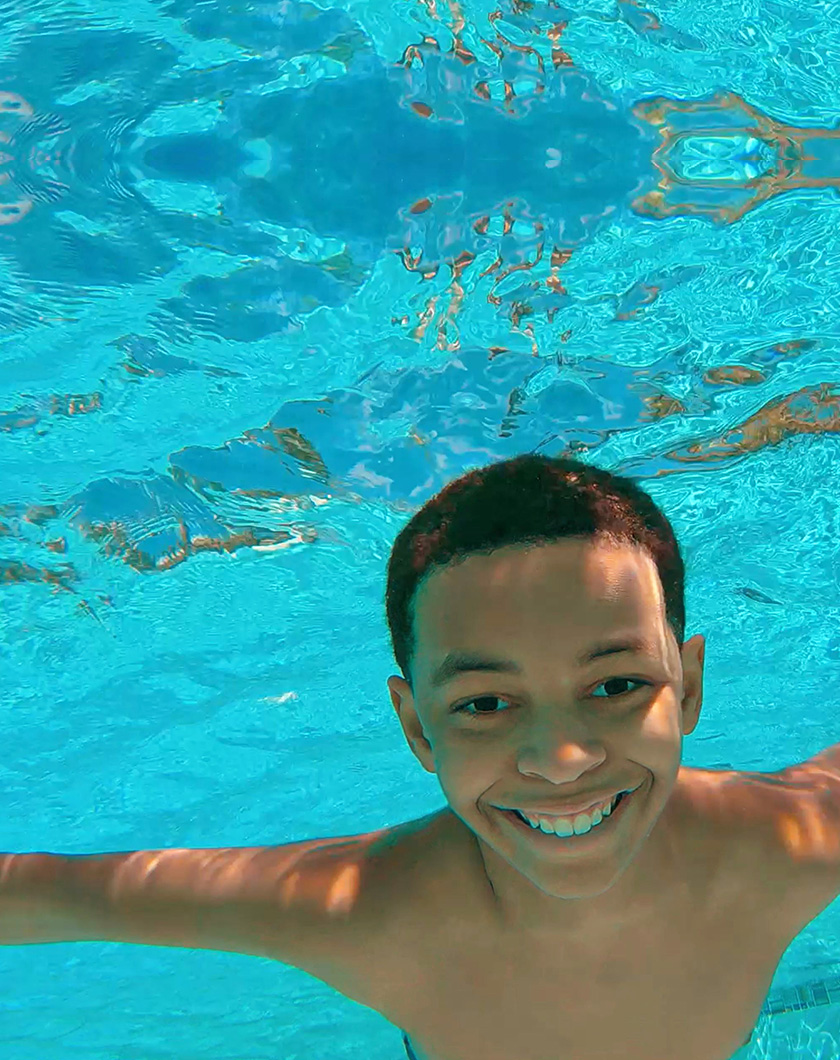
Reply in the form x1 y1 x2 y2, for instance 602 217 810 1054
351 780 812 1060
393 896 789 1060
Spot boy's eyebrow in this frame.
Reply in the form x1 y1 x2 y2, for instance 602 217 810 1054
428 636 651 689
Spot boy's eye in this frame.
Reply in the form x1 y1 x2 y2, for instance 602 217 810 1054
452 677 651 717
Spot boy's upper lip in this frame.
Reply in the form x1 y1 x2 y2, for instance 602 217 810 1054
500 787 633 817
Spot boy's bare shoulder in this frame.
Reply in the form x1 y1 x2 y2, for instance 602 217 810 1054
673 763 840 935
259 809 464 1023
352 807 487 941
362 807 495 924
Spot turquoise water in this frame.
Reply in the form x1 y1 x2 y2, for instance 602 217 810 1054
2 0 840 1056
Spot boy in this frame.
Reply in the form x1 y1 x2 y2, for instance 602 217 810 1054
3 454 840 1060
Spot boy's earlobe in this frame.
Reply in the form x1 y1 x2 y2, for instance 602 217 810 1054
401 720 437 773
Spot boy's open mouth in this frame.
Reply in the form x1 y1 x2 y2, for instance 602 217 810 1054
498 787 634 844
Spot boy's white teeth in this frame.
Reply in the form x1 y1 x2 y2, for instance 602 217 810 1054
514 793 622 837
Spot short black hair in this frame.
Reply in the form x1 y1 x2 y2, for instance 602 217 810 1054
385 453 686 690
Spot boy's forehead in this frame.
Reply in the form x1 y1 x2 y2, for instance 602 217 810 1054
410 543 679 681
416 542 664 631
425 538 653 589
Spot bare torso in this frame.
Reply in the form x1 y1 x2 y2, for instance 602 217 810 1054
337 766 824 1060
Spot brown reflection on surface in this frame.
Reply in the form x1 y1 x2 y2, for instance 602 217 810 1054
669 383 840 466
632 91 840 225
403 4 572 112
396 197 565 355
49 393 102 417
0 556 76 590
84 518 312 573
2 505 73 582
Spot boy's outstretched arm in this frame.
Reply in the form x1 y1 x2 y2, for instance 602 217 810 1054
0 836 384 973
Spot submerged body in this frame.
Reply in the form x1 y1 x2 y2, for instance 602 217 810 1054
335 766 828 1060
6 536 838 1060
369 538 838 1060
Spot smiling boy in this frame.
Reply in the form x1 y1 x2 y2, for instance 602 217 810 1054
3 454 840 1060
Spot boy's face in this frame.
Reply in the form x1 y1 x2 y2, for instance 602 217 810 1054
387 537 705 934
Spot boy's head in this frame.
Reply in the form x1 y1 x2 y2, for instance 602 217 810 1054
384 454 705 916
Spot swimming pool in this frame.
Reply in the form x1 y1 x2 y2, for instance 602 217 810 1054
2 0 840 1056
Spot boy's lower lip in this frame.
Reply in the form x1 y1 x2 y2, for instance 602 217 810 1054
497 787 635 847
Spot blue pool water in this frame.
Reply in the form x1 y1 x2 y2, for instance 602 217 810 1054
2 1 840 1057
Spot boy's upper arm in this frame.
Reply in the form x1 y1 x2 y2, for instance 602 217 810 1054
69 831 393 985
758 748 840 927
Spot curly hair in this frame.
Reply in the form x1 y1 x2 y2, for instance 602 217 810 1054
385 453 686 689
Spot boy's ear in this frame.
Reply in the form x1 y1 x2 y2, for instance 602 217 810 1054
679 633 705 736
387 676 437 774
